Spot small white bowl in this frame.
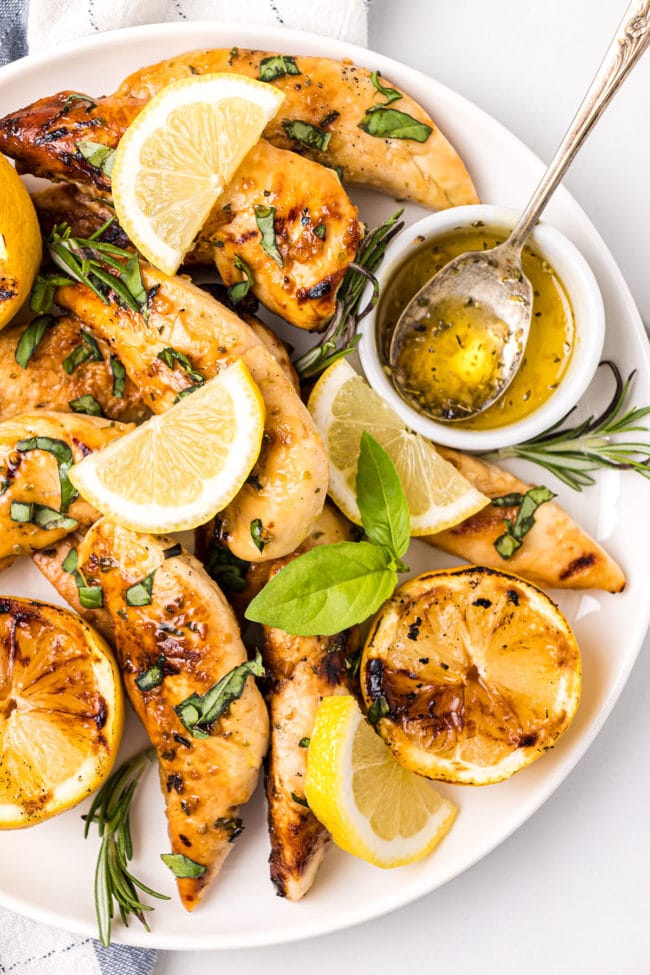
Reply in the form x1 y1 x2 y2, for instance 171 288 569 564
358 204 605 451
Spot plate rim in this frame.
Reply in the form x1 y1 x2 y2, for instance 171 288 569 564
1 19 649 950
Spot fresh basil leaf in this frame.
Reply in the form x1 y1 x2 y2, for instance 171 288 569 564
76 141 116 177
214 816 244 842
78 585 104 609
64 92 97 112
493 485 556 560
174 650 265 739
282 119 332 153
120 254 147 310
254 205 283 267
10 501 33 523
15 314 54 368
298 737 310 748
356 432 410 561
358 106 432 143
109 355 126 398
227 255 253 305
250 518 267 553
62 331 103 375
31 504 78 530
313 223 327 240
370 71 403 105
245 541 396 636
135 655 166 692
160 853 206 879
16 436 76 511
126 571 156 607
30 275 73 314
205 544 249 593
367 694 390 725
174 386 201 403
69 394 105 417
62 548 78 574
157 347 204 385
259 54 301 81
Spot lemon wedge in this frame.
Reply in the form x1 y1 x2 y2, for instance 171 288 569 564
111 73 284 274
308 359 488 535
305 695 456 868
0 598 124 829
361 567 582 785
0 154 42 329
68 358 265 533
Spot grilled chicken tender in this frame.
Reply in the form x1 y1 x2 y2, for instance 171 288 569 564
0 314 148 423
0 412 131 567
262 502 357 900
55 270 328 562
78 520 270 911
427 448 626 592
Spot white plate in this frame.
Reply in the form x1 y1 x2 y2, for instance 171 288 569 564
0 21 649 952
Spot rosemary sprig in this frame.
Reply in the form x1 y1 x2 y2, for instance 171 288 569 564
294 209 404 380
491 361 650 491
83 747 170 946
40 220 147 317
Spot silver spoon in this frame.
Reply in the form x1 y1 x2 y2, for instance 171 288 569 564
388 0 650 421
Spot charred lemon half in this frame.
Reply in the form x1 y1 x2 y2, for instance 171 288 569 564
361 566 581 785
0 597 124 828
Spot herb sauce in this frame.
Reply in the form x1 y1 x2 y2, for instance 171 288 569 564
377 224 575 429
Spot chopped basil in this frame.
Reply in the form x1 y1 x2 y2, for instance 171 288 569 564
160 853 206 879
64 93 98 112
254 205 283 267
125 571 156 607
493 486 556 559
110 355 126 398
214 816 244 842
291 792 309 807
205 544 248 593
174 386 201 403
298 737 310 748
174 651 265 739
62 548 79 574
282 118 332 153
121 254 147 309
227 255 253 305
135 655 166 692
367 694 390 725
156 347 204 385
358 106 432 143
78 585 104 609
29 504 78 531
163 543 182 560
319 110 340 128
30 275 73 314
259 54 301 82
15 314 54 368
62 331 103 375
76 141 116 177
250 518 266 553
313 223 327 240
10 501 32 523
16 436 76 510
370 70 403 105
69 394 105 417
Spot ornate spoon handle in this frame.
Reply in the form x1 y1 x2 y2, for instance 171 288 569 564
507 0 650 251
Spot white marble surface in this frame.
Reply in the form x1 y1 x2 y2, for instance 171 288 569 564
159 3 650 972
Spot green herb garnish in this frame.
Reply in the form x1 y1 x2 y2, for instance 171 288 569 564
157 347 204 385
83 747 169 946
30 505 78 530
29 274 74 314
250 518 267 553
492 485 556 559
69 394 105 416
16 436 76 510
125 571 156 607
15 314 54 368
298 737 310 748
254 205 283 266
294 209 404 380
135 655 166 692
76 141 116 177
110 355 126 398
259 54 301 81
160 853 206 879
62 331 103 375
313 223 327 240
370 70 402 105
205 544 249 593
64 92 98 112
367 694 390 725
358 106 432 143
282 119 332 152
491 362 650 491
174 651 265 739
78 585 104 609
246 434 409 635
9 501 32 523
227 255 254 305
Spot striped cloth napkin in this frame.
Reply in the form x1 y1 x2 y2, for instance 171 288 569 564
0 1 370 972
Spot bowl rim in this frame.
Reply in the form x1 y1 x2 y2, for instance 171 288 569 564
358 203 605 451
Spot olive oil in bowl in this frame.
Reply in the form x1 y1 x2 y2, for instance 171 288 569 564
378 223 575 430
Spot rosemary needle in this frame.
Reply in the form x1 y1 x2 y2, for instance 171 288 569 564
492 362 650 491
83 747 170 947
